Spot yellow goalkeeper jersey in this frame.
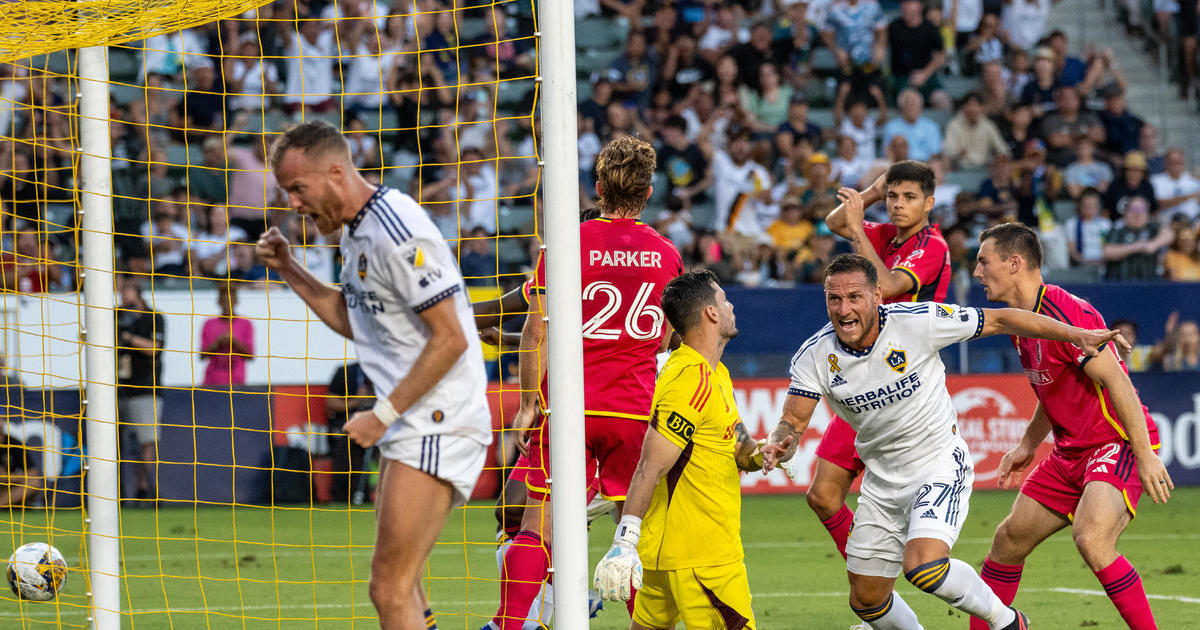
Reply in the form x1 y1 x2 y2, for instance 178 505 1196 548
639 344 744 571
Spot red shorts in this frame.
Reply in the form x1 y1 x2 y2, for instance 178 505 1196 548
1020 441 1145 519
815 415 865 474
507 450 601 503
525 415 647 502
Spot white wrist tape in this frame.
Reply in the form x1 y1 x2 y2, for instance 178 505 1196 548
372 397 401 427
614 514 642 546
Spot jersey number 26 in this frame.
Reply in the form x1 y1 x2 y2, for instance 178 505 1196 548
581 281 664 341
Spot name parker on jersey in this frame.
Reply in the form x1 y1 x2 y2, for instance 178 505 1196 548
589 249 664 268
836 372 923 414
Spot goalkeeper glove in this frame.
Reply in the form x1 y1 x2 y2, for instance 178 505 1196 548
593 514 643 602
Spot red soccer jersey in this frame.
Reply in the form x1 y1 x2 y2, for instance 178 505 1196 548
863 222 951 304
532 217 683 420
1012 284 1159 453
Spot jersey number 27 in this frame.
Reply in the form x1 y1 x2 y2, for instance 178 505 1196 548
581 281 664 341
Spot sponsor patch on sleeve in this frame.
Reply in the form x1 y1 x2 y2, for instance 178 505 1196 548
664 411 696 442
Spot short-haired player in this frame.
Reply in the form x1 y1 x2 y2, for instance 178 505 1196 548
763 254 1126 629
593 269 763 629
488 137 683 629
969 223 1172 630
257 121 492 630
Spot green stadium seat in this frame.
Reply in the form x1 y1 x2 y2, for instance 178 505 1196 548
807 108 836 131
109 84 143 106
107 48 139 82
499 205 535 234
944 167 988 192
576 17 625 52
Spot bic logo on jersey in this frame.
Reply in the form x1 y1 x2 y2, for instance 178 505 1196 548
665 412 696 441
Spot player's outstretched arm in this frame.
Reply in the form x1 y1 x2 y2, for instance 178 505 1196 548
472 284 527 330
343 298 469 448
594 429 683 602
761 394 817 473
256 227 354 339
733 422 766 472
1082 348 1174 504
511 290 547 455
998 402 1052 489
978 307 1130 358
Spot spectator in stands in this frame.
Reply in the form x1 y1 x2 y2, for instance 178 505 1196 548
418 7 461 83
662 34 714 101
190 136 229 205
471 5 535 80
767 194 814 256
881 88 943 161
0 434 43 508
978 60 1012 118
169 59 223 142
324 362 373 503
831 134 873 188
457 145 499 235
946 0 986 56
653 196 696 251
1104 151 1158 218
1103 195 1174 279
0 150 41 225
1001 0 1051 51
579 78 613 142
659 115 711 208
1037 85 1103 168
730 21 787 92
116 276 164 502
697 5 738 63
199 282 255 388
191 204 248 277
943 91 1010 169
1159 319 1200 371
822 0 889 119
224 30 280 118
798 153 839 208
1098 82 1143 158
387 65 452 179
644 4 684 59
138 27 208 83
1165 226 1200 281
1020 47 1059 117
794 222 839 283
776 2 819 92
1111 318 1155 371
1137 124 1166 175
1173 0 1200 100
965 13 1005 73
284 214 335 283
1012 138 1061 225
341 21 393 115
1043 30 1089 88
141 199 190 277
225 136 281 240
1 225 62 293
775 95 822 162
1150 148 1200 223
607 30 657 108
459 226 500 287
740 63 794 133
1064 187 1111 271
278 3 337 114
1062 136 1114 198
886 0 950 108
710 127 772 233
838 98 881 160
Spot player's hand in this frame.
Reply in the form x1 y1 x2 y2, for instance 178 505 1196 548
1073 328 1130 358
760 433 796 474
1136 450 1174 504
478 326 502 347
997 442 1036 489
255 227 292 272
837 187 866 225
864 171 888 206
344 409 389 448
511 404 539 457
593 516 643 601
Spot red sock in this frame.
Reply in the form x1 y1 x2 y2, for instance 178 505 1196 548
626 586 637 617
821 504 853 559
493 531 550 630
970 556 1024 630
1095 556 1157 630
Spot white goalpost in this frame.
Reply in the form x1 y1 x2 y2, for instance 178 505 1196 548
538 0 589 627
77 44 120 630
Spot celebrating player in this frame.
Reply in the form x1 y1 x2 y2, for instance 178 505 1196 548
593 269 763 629
803 162 950 585
969 223 1172 630
257 121 492 630
762 253 1126 630
488 136 683 629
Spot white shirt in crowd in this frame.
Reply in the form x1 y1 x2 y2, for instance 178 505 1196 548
139 29 207 81
840 117 879 161
1150 170 1200 221
228 58 280 113
285 29 337 105
711 150 772 232
1001 0 1050 51
1064 215 1113 264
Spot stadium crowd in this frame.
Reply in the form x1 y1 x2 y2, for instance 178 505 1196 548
0 0 1195 360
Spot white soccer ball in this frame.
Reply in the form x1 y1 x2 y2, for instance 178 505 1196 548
7 542 67 601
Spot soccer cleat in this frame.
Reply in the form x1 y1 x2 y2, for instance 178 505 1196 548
848 623 871 630
588 588 604 618
1000 607 1029 630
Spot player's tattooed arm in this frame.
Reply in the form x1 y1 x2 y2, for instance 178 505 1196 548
732 422 763 472
761 393 817 473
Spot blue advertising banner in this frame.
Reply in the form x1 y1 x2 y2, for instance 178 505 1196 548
1130 373 1200 486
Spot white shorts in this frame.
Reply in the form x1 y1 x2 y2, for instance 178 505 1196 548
846 441 974 578
118 394 162 444
378 434 487 508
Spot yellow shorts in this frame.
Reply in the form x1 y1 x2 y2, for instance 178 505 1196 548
632 562 755 629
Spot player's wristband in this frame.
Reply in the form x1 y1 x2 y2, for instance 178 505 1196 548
372 397 401 427
614 515 642 547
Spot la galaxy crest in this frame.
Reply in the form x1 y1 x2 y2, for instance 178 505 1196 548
885 347 908 374
357 253 368 280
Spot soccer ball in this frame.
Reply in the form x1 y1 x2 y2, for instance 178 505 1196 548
7 543 67 601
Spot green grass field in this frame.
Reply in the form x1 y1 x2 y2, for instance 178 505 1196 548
1 489 1197 629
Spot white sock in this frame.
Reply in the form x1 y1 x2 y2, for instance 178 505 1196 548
523 582 552 628
927 559 1014 628
866 591 924 629
495 535 513 575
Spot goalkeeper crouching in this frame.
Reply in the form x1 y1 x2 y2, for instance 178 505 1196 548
594 269 768 629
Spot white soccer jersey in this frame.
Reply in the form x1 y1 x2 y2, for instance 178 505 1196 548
789 302 984 485
338 186 492 446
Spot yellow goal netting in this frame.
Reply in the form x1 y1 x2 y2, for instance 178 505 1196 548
0 0 543 626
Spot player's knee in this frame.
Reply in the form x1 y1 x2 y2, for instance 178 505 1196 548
495 503 524 531
367 571 419 614
805 484 842 519
850 592 895 625
1072 527 1117 570
903 557 950 594
989 517 1027 563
